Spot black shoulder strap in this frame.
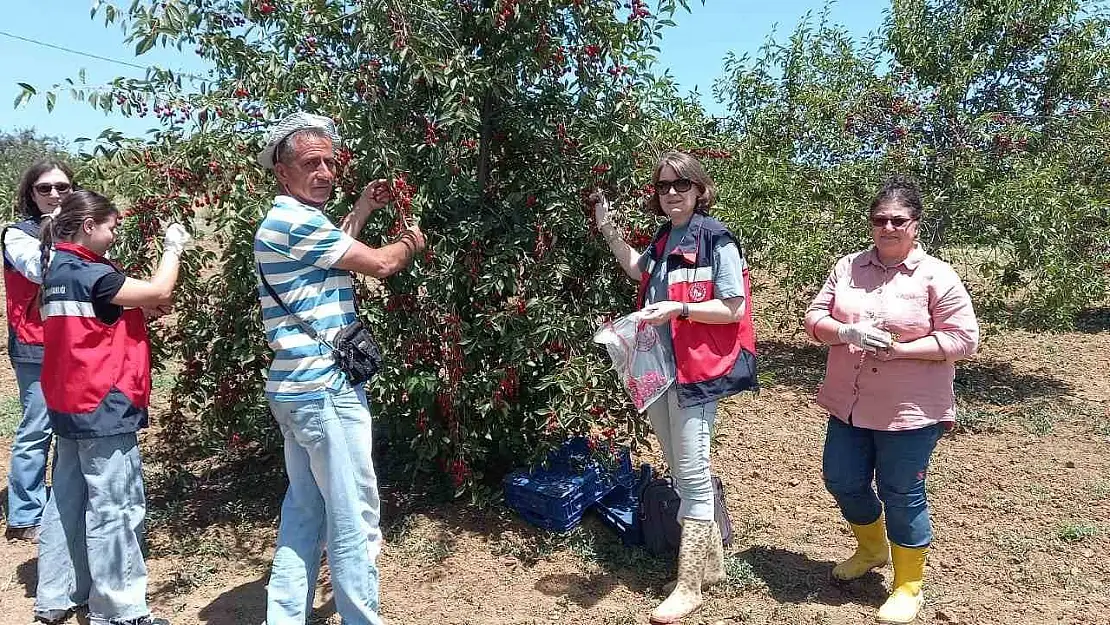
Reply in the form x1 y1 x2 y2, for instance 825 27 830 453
256 264 334 350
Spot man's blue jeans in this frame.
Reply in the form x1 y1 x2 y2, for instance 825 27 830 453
822 416 943 548
646 386 718 521
266 384 383 625
34 433 150 625
7 358 51 529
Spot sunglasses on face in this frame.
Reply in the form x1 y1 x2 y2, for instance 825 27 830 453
870 216 914 228
34 182 72 195
655 178 694 195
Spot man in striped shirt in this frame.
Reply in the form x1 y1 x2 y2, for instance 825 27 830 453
254 112 424 625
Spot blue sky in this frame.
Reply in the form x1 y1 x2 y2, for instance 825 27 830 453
1 1 883 146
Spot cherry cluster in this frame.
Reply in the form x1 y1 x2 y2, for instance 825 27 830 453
495 0 518 29
628 370 667 410
389 10 408 49
628 0 651 21
491 367 519 408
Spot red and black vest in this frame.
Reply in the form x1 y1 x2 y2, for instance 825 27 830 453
41 242 151 439
637 212 758 407
2 219 45 363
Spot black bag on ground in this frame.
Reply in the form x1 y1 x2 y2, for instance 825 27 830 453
636 466 732 558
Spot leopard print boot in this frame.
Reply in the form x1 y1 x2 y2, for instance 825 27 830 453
650 518 712 623
663 520 726 593
703 520 726 586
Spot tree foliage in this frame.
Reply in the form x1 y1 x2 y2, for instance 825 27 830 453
712 0 1110 327
23 0 709 496
11 0 1110 496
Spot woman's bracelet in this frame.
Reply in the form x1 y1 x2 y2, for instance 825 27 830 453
599 223 622 244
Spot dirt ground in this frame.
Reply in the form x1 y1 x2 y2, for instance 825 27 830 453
0 300 1107 624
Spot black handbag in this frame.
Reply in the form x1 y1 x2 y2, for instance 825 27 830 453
258 265 382 385
636 466 733 558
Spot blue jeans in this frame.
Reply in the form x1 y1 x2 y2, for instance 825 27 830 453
7 358 51 529
822 416 943 548
266 384 383 625
35 433 149 624
646 386 718 521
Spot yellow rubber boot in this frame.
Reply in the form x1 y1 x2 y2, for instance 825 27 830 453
832 515 890 581
877 544 927 624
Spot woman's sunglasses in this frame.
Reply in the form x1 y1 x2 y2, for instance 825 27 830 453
870 216 914 228
34 182 72 195
655 178 694 194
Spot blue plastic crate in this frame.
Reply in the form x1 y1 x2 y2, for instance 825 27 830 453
593 491 639 545
591 464 651 546
504 439 634 532
545 438 635 487
517 506 585 533
503 466 596 523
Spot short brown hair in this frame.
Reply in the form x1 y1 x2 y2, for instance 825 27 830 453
645 151 717 216
869 174 924 220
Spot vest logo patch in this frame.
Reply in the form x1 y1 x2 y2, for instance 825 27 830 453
688 283 708 302
45 285 66 297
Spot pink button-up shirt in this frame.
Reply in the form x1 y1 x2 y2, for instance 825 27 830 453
803 246 979 431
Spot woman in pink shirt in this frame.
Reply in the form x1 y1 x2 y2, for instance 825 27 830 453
804 176 978 625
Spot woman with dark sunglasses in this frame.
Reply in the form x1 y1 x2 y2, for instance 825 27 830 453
591 151 757 623
1 159 75 543
804 176 979 624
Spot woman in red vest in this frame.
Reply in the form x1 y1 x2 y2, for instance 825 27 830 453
32 190 191 625
2 160 75 542
592 152 757 623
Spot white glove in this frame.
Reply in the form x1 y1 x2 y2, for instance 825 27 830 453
589 189 610 226
163 223 193 256
837 322 892 352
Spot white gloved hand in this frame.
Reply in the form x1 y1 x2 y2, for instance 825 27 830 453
837 322 893 352
589 189 610 226
163 223 193 256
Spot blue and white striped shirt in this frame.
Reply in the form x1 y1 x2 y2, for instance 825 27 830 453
254 195 356 401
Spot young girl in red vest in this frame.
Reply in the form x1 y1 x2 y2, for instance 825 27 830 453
32 190 191 625
592 152 757 624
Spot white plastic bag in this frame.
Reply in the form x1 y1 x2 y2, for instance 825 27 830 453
593 312 675 412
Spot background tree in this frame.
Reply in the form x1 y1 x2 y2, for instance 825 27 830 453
21 0 708 496
713 0 1110 327
13 0 1110 497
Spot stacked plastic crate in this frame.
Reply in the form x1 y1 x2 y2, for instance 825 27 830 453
590 464 653 546
503 438 633 532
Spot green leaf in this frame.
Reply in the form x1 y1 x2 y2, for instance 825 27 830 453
13 85 35 108
45 92 56 112
135 35 155 56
